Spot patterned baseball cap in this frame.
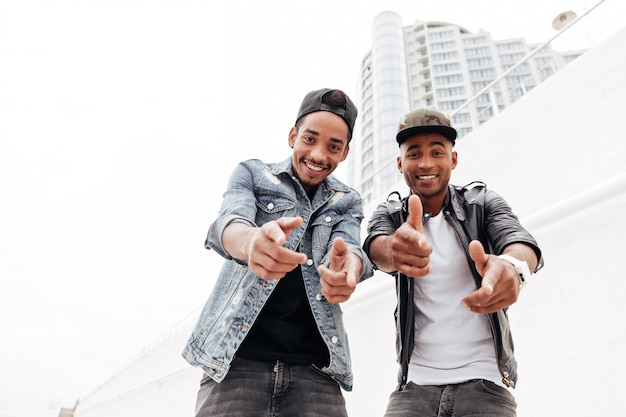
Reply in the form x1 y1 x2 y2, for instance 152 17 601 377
295 88 358 137
396 108 457 145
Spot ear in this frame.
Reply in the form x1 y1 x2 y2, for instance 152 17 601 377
451 150 458 169
288 126 297 148
396 155 403 173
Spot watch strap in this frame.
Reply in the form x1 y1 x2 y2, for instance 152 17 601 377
498 254 532 289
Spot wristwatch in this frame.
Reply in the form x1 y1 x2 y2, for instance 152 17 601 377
498 254 532 289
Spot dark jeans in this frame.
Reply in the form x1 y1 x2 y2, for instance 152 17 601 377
384 380 517 417
195 357 348 417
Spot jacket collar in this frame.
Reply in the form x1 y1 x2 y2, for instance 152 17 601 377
403 184 467 223
447 184 467 222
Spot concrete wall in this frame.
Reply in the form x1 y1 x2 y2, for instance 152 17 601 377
73 25 626 417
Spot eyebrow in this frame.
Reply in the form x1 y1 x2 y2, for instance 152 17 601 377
303 128 346 146
303 128 320 136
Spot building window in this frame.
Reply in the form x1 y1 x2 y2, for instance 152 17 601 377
436 86 466 97
361 147 374 164
467 57 494 68
438 100 465 111
464 47 491 56
431 51 459 61
430 41 457 50
471 81 493 93
469 68 497 80
463 36 488 46
432 62 462 73
496 42 525 52
504 63 531 75
476 93 493 104
500 52 526 64
428 30 455 40
477 106 494 118
534 57 553 66
539 67 555 80
434 74 464 84
361 162 374 178
452 113 471 124
506 75 532 87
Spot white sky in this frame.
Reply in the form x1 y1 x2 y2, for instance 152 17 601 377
0 0 623 416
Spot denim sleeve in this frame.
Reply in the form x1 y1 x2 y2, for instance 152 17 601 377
204 161 257 263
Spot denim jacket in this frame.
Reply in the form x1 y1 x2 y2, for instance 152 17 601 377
182 157 373 391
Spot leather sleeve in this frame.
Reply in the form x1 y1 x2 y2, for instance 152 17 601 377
483 189 544 272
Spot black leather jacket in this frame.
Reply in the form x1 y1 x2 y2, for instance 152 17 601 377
363 182 543 389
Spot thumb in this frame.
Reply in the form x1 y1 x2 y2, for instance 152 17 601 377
469 240 489 272
406 195 424 233
273 217 304 245
469 240 495 294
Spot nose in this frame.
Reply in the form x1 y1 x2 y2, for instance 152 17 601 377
418 155 433 169
309 144 325 162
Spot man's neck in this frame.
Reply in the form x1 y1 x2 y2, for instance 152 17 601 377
416 192 447 217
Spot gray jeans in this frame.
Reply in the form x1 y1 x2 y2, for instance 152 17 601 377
195 357 348 417
384 380 517 417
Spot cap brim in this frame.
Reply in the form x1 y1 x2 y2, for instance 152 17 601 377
396 125 457 144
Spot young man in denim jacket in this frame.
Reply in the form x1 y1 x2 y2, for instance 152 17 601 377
364 109 543 417
183 88 373 417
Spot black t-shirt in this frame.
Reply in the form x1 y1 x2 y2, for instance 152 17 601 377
237 265 330 367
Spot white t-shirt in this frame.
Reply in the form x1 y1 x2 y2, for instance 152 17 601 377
407 211 505 387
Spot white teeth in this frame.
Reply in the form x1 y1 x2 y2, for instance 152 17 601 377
306 162 324 172
418 175 436 180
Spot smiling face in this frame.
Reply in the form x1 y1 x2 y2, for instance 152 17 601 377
397 132 458 215
289 111 350 197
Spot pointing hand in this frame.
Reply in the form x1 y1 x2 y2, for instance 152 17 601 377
461 241 521 313
318 237 361 304
390 195 432 277
247 217 308 280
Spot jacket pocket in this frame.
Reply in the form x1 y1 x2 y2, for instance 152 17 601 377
310 209 344 255
255 192 296 218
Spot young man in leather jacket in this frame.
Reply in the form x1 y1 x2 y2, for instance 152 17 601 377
363 108 543 417
183 88 373 417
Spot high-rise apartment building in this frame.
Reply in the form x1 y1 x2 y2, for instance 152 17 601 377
347 11 583 204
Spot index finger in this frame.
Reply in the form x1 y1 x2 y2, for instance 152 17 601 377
461 269 496 309
267 217 303 245
330 237 348 257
